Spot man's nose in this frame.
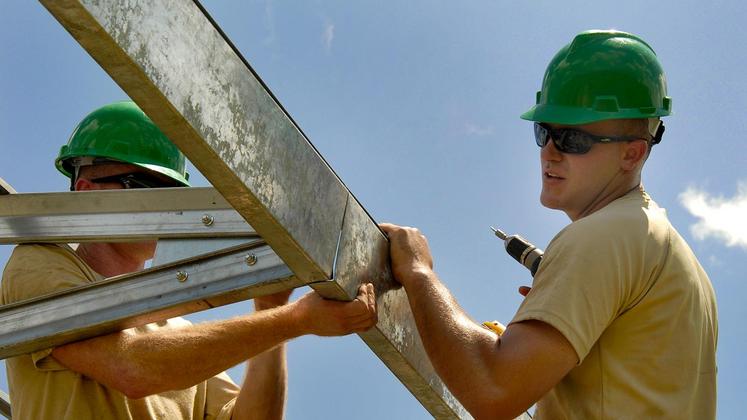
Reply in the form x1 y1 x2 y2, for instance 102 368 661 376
540 135 563 161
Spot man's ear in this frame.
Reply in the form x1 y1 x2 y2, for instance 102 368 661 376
620 140 648 171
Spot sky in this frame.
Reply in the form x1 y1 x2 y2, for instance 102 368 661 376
1 1 746 418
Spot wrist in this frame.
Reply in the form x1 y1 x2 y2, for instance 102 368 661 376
280 300 308 337
399 266 436 288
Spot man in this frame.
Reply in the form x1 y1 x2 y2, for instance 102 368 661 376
1 101 378 419
381 30 717 419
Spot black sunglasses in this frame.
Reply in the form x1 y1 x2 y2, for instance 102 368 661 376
90 172 176 189
534 122 645 154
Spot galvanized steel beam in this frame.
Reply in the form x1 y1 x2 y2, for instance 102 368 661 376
39 1 469 417
0 190 256 244
0 241 298 360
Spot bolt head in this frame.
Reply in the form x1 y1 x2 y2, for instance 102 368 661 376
176 271 189 282
245 254 258 266
201 214 215 226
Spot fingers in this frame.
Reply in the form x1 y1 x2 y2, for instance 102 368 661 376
378 222 398 234
358 283 377 316
332 283 377 333
296 283 378 336
350 283 378 328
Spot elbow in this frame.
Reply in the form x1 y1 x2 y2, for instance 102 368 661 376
469 405 525 420
109 363 167 399
117 378 164 400
462 387 531 420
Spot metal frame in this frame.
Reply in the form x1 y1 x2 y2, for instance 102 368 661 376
1 0 474 417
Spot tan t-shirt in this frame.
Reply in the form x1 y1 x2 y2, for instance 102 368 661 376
1 243 239 420
511 188 717 419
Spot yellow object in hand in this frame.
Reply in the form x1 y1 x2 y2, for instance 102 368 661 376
482 320 506 335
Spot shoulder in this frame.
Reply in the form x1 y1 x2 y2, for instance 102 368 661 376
2 244 97 304
550 189 667 256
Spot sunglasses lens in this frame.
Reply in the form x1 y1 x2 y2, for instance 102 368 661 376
559 130 592 154
122 174 158 189
91 173 171 189
535 123 593 155
534 123 549 147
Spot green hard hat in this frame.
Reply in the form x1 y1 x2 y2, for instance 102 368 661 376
56 101 190 186
521 30 672 125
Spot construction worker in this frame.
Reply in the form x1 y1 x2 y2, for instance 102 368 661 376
1 101 378 419
381 30 717 419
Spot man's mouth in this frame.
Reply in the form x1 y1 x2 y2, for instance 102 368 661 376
544 171 564 180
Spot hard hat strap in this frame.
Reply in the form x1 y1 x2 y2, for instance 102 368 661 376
651 121 665 145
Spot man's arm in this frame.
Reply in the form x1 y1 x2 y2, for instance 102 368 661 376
51 284 377 400
230 291 292 420
380 224 576 419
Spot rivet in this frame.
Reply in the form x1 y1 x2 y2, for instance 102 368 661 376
176 271 189 282
201 214 214 226
245 254 258 266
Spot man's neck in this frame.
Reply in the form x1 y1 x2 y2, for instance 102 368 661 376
568 179 642 222
75 242 147 277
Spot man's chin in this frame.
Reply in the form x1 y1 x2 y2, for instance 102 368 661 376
540 194 562 210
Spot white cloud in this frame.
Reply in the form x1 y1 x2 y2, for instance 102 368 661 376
679 181 747 250
322 22 335 53
465 122 494 137
262 0 276 45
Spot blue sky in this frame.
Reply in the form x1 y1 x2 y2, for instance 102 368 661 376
1 1 746 418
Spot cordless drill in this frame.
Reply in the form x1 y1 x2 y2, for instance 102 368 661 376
490 226 544 277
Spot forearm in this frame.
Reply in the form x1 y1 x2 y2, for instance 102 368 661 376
231 345 287 420
402 270 506 415
53 305 301 398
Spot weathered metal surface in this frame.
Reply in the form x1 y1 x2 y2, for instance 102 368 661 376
39 0 346 283
0 187 233 217
327 195 472 419
0 241 299 360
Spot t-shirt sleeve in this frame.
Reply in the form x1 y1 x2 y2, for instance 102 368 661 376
510 221 641 363
204 371 239 420
2 244 96 304
2 244 98 370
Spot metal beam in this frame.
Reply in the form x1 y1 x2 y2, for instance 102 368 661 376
0 241 299 360
0 188 256 243
0 178 16 196
39 1 469 417
0 187 233 217
0 208 252 244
